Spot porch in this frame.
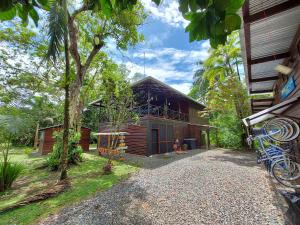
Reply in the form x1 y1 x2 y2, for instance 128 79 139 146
133 103 189 122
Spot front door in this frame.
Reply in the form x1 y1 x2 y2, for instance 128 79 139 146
151 129 159 154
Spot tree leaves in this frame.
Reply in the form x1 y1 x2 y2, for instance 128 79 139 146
0 7 16 21
181 0 245 48
0 1 43 27
225 13 241 33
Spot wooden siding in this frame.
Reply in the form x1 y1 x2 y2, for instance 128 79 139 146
145 116 207 155
188 124 203 148
122 124 147 155
188 102 208 124
39 127 91 155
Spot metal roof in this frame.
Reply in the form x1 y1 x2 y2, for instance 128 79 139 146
240 0 300 112
243 95 300 126
90 76 206 109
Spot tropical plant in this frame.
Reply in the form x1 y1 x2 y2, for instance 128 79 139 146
0 115 27 191
189 32 250 149
179 0 245 48
0 162 23 192
188 64 209 104
46 131 83 171
100 72 136 167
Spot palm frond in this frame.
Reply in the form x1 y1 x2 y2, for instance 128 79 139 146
46 0 68 62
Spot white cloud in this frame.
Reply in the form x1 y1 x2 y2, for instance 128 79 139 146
170 83 192 94
132 47 209 64
141 0 189 28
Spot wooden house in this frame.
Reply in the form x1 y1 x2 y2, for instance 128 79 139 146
38 125 91 155
90 76 211 156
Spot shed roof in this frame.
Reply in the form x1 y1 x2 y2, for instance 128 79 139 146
39 124 91 131
90 76 205 109
240 0 300 112
243 95 300 126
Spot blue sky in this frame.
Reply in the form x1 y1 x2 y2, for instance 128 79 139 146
106 0 210 94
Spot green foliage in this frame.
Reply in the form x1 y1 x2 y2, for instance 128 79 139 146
181 0 244 48
0 162 23 192
189 32 250 149
46 131 83 170
0 150 138 224
23 147 33 156
46 0 68 62
0 0 49 26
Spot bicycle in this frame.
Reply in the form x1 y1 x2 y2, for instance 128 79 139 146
248 117 300 189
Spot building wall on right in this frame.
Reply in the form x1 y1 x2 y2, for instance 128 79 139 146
274 32 300 108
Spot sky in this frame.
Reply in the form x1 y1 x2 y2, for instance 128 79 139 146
104 0 211 94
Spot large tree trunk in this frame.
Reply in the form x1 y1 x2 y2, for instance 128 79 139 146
60 32 71 181
69 77 82 132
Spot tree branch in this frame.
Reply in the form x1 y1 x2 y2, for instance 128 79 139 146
68 14 82 74
70 4 89 19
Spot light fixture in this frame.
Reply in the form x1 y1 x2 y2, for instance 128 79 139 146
275 65 292 75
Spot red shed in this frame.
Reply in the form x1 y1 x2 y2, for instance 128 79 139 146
38 125 91 155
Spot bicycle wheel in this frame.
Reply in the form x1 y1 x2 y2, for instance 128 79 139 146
264 118 300 142
271 158 300 188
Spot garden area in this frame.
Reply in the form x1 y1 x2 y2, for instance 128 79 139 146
0 148 137 225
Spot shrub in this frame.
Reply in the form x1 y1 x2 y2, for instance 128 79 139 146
0 162 23 192
24 147 33 156
46 130 83 171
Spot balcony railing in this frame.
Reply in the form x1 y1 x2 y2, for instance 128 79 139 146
133 104 189 122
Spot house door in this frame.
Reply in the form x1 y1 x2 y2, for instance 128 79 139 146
151 129 159 154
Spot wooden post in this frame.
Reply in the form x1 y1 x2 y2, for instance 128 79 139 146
97 106 101 150
33 122 39 150
147 85 150 115
205 129 210 150
215 129 219 147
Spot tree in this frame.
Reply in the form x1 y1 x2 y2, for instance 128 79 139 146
1 1 246 49
188 63 208 104
0 113 27 191
100 71 135 168
189 31 250 149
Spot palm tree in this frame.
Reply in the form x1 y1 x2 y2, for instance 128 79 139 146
189 62 209 104
46 0 70 180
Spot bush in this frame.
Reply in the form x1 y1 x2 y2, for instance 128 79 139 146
46 130 83 171
0 162 23 192
24 147 33 156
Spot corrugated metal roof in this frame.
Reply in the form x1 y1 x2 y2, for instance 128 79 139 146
250 6 300 59
253 101 273 106
251 59 283 79
249 0 289 15
251 80 276 91
243 96 300 126
240 0 300 110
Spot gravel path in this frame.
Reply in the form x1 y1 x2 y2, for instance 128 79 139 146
38 149 285 225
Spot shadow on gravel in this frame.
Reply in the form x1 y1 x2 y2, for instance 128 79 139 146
38 179 154 225
125 148 210 170
189 149 259 168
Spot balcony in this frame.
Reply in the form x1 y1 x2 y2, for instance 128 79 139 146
133 104 189 122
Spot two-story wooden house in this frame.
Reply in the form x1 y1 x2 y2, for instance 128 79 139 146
90 76 211 156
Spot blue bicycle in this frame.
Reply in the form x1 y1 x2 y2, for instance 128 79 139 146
248 118 300 189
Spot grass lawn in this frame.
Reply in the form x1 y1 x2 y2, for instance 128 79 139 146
0 148 138 225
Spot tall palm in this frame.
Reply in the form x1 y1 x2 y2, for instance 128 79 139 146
46 0 70 180
189 62 209 104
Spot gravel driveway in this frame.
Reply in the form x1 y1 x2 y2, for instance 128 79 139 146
38 149 285 225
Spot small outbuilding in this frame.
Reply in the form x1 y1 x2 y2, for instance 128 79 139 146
38 125 91 155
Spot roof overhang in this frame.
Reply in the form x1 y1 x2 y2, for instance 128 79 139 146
243 95 300 126
240 0 300 96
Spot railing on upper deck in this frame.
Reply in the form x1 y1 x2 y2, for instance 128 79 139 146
133 104 189 122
